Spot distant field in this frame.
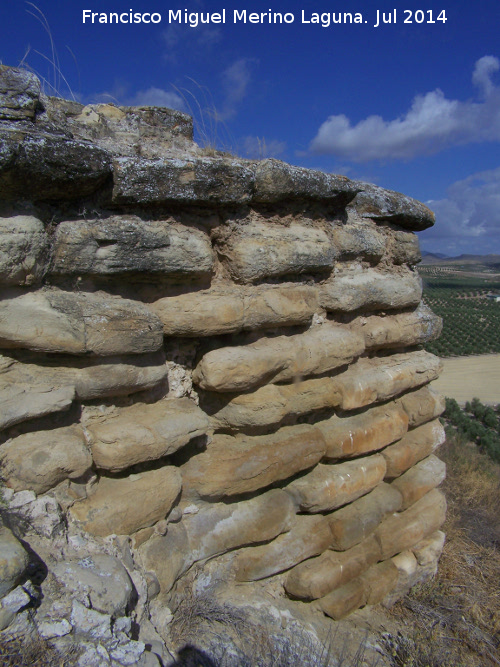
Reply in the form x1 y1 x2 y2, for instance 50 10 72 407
431 354 500 404
419 266 500 357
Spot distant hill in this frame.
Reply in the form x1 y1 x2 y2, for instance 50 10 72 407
420 253 500 266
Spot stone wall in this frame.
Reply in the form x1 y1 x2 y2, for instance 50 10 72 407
0 65 446 650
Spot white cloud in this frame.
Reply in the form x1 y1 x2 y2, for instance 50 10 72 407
218 58 255 120
310 56 500 161
131 87 186 111
243 136 286 159
420 167 500 255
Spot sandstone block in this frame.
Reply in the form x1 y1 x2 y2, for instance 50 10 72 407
361 559 400 605
193 322 365 392
334 351 442 411
382 419 445 479
391 455 446 510
208 376 342 431
317 578 367 620
331 218 386 261
284 534 381 600
0 425 92 494
374 489 447 560
388 230 422 265
349 182 435 231
318 404 409 460
382 551 419 607
52 555 134 616
328 483 403 551
286 454 386 513
0 216 49 285
253 159 359 205
51 217 214 280
151 284 318 337
396 385 446 427
0 526 29 597
360 304 442 350
412 530 446 566
0 128 111 201
320 268 422 312
0 66 41 121
69 467 182 536
0 289 163 355
0 354 75 430
181 424 326 499
112 156 255 205
220 221 335 283
138 523 189 596
233 515 334 581
86 398 210 472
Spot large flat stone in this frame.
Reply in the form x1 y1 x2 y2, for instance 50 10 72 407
285 454 387 513
0 425 92 494
193 322 365 392
327 483 403 551
396 385 446 427
359 304 443 350
151 284 318 336
0 215 49 286
233 514 334 581
220 220 336 283
208 376 342 431
69 467 182 536
318 404 409 460
86 398 210 472
181 424 326 499
0 66 41 121
51 217 214 280
333 351 442 411
320 268 422 312
349 182 435 231
284 534 381 600
382 419 445 479
374 489 447 560
331 218 386 261
391 455 446 510
0 289 163 355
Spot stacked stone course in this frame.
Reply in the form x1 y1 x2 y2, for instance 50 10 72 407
1 65 446 631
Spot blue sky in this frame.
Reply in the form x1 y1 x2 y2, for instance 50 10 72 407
1 0 500 255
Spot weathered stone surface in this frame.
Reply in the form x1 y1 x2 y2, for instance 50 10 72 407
382 420 446 479
328 483 403 551
151 284 318 337
391 455 446 510
0 354 75 430
0 66 41 120
396 385 446 427
220 221 336 283
233 514 334 581
139 490 295 594
70 600 112 640
318 404 409 460
333 351 442 411
112 156 255 205
0 128 111 201
0 526 29 597
208 376 342 431
0 289 163 355
253 159 359 205
52 555 134 617
69 467 182 536
320 268 422 313
86 398 210 472
389 230 422 265
331 218 386 261
316 578 367 620
350 182 435 231
382 551 419 607
0 215 49 285
284 534 381 600
286 454 387 513
412 530 446 566
360 303 443 349
181 424 326 499
51 217 214 280
374 489 447 560
193 323 365 392
0 425 92 494
361 559 400 605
